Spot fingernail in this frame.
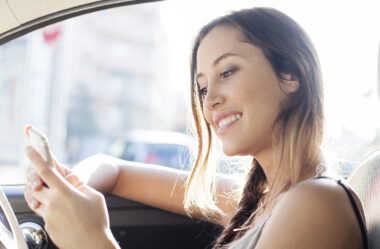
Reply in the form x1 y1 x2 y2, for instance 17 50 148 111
32 182 39 190
31 200 38 209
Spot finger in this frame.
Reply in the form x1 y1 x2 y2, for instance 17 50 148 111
29 169 44 191
24 124 33 137
25 146 70 191
31 186 50 204
65 174 83 188
51 155 67 177
30 199 41 210
24 183 41 210
35 203 46 217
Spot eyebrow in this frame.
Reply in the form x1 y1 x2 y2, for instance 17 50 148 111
196 53 244 82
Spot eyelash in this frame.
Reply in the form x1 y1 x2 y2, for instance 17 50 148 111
198 68 237 101
199 87 207 100
220 68 235 79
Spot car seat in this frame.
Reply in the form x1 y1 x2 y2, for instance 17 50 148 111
348 148 380 249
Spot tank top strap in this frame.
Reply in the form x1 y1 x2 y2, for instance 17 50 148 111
311 174 369 249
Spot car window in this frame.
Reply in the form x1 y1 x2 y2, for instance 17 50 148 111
0 0 379 184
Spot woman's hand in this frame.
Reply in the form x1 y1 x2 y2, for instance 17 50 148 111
24 155 81 212
24 146 119 249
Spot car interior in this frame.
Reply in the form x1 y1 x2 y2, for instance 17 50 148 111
0 0 379 248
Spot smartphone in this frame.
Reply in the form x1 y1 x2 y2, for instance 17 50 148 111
25 125 53 166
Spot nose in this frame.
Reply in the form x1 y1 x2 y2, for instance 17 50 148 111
203 87 224 110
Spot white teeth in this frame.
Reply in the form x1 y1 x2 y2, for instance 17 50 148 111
218 114 242 128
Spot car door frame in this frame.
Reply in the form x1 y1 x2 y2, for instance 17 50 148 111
0 0 162 45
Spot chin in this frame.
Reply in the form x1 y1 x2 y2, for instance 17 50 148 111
222 143 254 157
222 145 243 157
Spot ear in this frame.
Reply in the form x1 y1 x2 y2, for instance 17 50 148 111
280 73 299 94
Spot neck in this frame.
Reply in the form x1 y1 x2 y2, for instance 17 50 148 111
254 148 288 195
254 146 321 198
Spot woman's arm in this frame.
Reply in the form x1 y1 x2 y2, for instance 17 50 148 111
72 154 241 225
25 153 241 226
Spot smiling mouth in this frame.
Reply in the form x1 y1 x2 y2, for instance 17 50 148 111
217 114 242 133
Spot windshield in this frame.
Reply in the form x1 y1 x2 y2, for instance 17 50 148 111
0 0 379 184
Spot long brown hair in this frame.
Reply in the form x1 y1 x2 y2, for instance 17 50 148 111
184 7 324 248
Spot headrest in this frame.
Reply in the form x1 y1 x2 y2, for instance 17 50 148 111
348 149 380 249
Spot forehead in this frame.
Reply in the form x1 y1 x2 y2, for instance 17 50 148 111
196 25 254 72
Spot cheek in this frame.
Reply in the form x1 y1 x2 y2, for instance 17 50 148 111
241 85 283 136
241 78 284 118
202 106 213 126
246 95 282 128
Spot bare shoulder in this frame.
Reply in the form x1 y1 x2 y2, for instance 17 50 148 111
255 178 363 249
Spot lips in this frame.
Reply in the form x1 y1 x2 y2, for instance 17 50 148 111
213 111 243 134
213 111 243 127
218 114 242 128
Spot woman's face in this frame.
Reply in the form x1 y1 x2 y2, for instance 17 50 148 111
196 25 290 157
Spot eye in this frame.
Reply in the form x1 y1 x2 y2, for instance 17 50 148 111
220 68 236 79
199 87 207 100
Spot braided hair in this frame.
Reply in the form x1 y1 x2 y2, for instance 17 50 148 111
212 159 267 248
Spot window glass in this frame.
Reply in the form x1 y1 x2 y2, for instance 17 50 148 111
0 0 379 184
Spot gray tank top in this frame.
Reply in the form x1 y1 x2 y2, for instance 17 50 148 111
225 214 270 249
226 164 328 249
225 164 368 249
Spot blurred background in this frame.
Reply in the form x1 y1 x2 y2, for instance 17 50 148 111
0 0 379 184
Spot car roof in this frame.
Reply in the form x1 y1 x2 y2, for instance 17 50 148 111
0 0 161 45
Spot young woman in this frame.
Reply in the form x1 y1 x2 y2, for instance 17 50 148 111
24 7 368 249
